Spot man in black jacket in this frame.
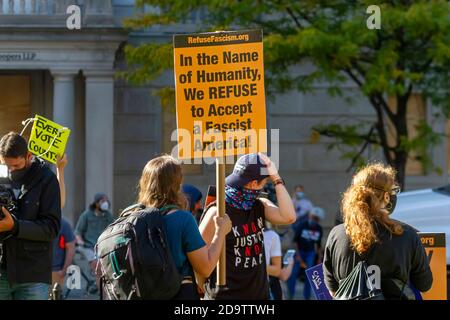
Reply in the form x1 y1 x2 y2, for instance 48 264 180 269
0 132 61 300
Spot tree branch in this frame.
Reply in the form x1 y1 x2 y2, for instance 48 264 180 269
314 127 381 146
348 59 397 124
369 96 394 165
344 68 363 87
290 5 314 26
346 125 376 172
374 92 396 123
285 7 303 29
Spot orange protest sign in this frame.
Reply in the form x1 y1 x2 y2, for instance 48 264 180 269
419 233 447 300
173 30 267 160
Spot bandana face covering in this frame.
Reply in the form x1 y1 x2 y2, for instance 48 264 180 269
225 185 261 211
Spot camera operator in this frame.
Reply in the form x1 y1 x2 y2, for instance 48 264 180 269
0 132 61 300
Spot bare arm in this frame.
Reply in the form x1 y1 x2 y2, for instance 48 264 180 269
258 153 296 225
199 206 219 247
279 258 294 281
267 256 281 277
74 212 86 246
260 197 296 225
75 234 85 246
188 213 231 278
196 206 219 287
62 241 76 273
56 154 68 210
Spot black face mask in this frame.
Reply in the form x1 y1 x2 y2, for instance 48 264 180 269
386 194 397 214
9 164 30 184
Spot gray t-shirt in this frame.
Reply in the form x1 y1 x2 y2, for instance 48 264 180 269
75 209 114 248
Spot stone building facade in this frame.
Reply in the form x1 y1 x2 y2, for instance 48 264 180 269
1 0 448 233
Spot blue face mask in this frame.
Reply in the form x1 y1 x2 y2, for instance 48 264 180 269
296 192 305 199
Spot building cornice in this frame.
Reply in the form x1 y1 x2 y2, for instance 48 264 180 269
0 27 128 43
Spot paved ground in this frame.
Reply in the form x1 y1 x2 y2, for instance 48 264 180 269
281 279 314 300
61 276 308 300
61 249 100 300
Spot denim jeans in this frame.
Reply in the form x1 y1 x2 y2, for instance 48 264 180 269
286 257 300 299
0 270 50 300
286 250 317 299
299 250 317 300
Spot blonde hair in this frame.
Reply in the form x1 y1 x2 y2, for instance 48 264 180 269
137 155 187 210
341 163 403 254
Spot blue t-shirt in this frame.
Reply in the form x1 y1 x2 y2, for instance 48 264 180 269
52 218 76 271
162 210 206 277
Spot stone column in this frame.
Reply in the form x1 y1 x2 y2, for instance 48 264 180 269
51 70 77 222
84 71 114 210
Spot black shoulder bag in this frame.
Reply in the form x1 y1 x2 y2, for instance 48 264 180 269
334 249 385 300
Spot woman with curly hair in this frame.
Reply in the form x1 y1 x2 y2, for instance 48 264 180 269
323 163 432 299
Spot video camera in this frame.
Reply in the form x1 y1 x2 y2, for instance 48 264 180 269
0 165 17 219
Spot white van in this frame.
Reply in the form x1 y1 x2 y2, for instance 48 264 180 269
392 185 450 267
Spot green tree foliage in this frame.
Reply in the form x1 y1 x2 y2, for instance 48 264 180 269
122 0 450 188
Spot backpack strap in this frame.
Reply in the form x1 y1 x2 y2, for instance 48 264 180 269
120 203 146 217
121 204 179 218
159 205 179 215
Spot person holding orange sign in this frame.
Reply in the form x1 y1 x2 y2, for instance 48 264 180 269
199 153 296 300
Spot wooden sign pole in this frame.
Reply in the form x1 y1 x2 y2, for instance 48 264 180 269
216 157 226 286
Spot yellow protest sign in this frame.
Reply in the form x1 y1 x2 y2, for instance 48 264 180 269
173 30 267 160
419 233 447 300
28 115 71 164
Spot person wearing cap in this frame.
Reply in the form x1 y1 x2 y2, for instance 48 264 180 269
74 192 114 291
181 184 203 224
289 206 325 300
199 153 296 300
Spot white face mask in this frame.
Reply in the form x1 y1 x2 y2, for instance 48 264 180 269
100 201 109 211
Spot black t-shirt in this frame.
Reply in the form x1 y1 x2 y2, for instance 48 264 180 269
294 220 323 252
204 200 269 300
323 222 433 299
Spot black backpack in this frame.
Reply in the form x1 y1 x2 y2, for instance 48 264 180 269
95 204 183 300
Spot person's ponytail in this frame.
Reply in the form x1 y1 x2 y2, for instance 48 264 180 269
342 163 403 255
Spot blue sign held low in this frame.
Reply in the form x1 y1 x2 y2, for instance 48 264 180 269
305 264 333 300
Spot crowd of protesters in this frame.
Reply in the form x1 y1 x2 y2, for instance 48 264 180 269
0 130 433 300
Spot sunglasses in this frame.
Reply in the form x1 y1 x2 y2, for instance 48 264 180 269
370 185 401 196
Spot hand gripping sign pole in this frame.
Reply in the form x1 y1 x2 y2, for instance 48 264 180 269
216 157 226 286
173 29 268 288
